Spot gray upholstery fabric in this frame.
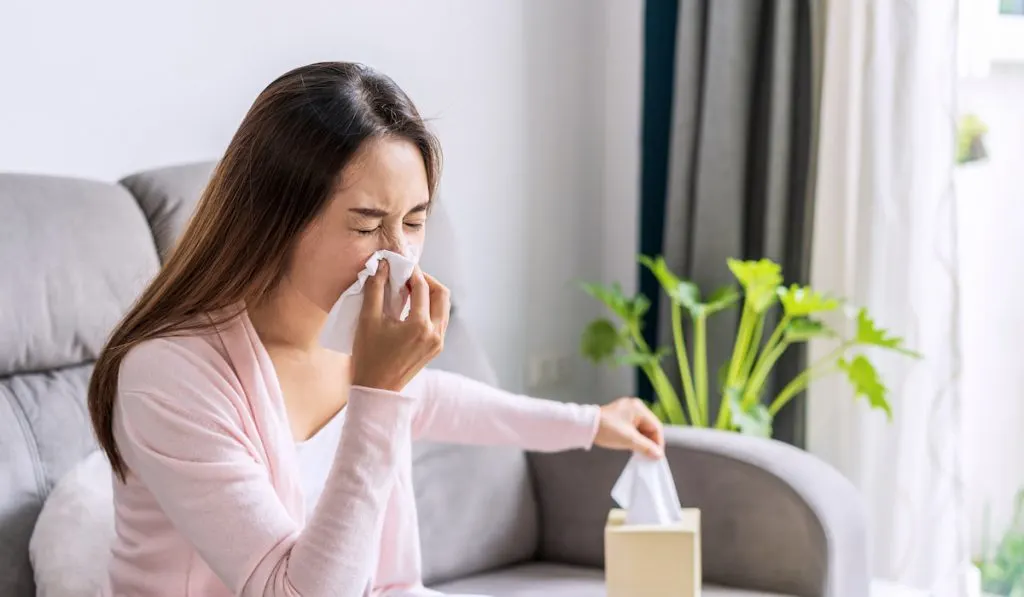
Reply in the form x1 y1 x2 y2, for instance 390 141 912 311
414 440 538 585
432 563 794 596
0 172 158 597
529 427 869 597
0 365 96 597
120 162 216 261
428 313 499 392
0 174 159 377
416 317 537 585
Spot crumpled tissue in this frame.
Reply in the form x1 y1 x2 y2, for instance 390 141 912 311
610 452 684 525
319 247 420 354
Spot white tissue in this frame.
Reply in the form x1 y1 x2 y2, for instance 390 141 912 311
611 453 684 525
319 247 420 353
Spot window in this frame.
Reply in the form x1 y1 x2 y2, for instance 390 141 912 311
1001 0 1024 15
994 0 1024 62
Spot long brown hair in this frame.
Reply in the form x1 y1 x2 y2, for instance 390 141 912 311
89 62 441 481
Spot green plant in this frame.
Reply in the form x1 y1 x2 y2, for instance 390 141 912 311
977 489 1024 596
579 256 920 435
958 113 989 165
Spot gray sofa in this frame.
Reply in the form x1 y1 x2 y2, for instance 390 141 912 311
0 162 869 597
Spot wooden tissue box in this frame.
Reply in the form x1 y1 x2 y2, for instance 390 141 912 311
604 507 702 597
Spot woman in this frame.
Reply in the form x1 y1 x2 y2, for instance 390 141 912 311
88 62 664 597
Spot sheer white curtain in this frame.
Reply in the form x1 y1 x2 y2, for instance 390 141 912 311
807 0 971 595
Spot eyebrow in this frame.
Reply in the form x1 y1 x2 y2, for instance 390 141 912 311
349 202 430 218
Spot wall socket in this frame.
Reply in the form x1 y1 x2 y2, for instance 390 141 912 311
526 354 572 390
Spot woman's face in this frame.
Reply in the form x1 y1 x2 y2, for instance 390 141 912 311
287 137 430 312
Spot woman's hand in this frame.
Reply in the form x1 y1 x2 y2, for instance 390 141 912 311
351 261 451 392
594 398 665 459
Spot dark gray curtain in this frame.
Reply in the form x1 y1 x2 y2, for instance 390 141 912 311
639 0 817 446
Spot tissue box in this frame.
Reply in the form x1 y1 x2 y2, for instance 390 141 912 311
604 507 701 597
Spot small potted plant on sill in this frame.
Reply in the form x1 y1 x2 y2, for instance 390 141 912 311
976 489 1024 597
579 256 920 436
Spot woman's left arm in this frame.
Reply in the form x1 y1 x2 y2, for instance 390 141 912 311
408 369 664 456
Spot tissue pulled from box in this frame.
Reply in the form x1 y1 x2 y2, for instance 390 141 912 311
319 247 419 353
611 453 684 525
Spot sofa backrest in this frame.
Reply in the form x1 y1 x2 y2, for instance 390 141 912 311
0 162 534 596
0 173 160 597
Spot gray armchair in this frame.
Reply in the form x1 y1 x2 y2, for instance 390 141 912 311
524 427 869 596
0 162 868 597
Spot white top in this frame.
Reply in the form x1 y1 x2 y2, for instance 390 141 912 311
293 404 493 597
295 408 346 517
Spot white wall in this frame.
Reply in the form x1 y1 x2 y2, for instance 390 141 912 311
0 0 644 401
957 63 1024 557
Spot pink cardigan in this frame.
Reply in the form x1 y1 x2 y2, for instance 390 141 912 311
104 311 600 597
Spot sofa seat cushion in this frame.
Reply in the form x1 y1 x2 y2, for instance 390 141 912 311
431 562 795 596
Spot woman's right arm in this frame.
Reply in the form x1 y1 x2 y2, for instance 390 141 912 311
115 374 414 597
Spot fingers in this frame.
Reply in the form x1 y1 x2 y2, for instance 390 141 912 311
422 272 451 335
408 266 431 322
633 401 665 450
361 259 388 321
631 430 663 459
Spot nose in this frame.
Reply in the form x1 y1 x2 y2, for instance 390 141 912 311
380 226 407 255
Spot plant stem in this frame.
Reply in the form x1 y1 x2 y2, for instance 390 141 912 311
768 366 831 415
629 324 653 353
629 325 688 426
748 316 790 383
743 340 790 408
741 315 791 408
651 366 684 428
694 314 708 426
725 305 756 383
716 304 756 429
671 304 702 426
740 312 767 382
767 374 804 416
767 342 850 415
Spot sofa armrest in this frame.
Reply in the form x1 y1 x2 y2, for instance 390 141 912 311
527 427 869 597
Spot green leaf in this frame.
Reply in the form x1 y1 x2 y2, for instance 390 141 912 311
982 560 1011 592
854 308 921 357
631 293 652 320
837 355 893 420
638 255 741 318
676 282 702 312
727 258 782 287
581 282 652 327
958 113 989 164
727 258 783 312
615 347 670 368
580 319 622 363
777 284 841 317
784 318 836 343
638 255 700 310
581 282 632 321
726 389 773 437
1010 579 1024 597
704 285 740 315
